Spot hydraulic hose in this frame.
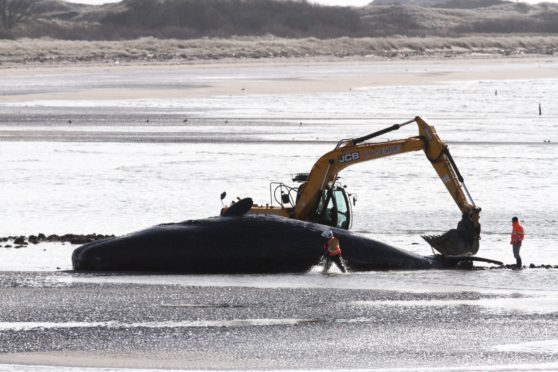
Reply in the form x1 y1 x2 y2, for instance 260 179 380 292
444 148 476 206
351 118 416 146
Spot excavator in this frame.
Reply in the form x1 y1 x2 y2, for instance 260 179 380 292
221 116 481 257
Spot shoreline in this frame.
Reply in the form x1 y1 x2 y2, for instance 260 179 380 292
1 56 557 102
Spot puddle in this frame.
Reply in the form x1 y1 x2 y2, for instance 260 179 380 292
371 364 558 372
0 318 316 332
352 296 558 315
2 362 558 372
493 339 558 354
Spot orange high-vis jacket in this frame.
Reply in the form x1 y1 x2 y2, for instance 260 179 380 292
324 237 342 257
511 222 524 244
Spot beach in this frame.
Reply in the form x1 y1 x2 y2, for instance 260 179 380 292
1 270 558 370
2 56 558 101
1 54 558 370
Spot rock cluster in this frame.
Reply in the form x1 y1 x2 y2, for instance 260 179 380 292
0 233 114 248
485 264 558 270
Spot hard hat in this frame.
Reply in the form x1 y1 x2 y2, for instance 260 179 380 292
321 230 333 239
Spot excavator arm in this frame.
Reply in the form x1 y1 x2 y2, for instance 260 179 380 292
294 116 480 256
222 116 481 256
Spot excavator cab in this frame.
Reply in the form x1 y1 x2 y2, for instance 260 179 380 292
312 185 352 229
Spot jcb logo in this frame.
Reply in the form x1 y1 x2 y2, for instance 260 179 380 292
339 152 360 163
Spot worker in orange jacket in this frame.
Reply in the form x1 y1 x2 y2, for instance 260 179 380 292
321 230 346 274
510 216 525 270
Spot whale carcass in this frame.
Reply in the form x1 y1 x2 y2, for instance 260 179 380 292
72 214 500 273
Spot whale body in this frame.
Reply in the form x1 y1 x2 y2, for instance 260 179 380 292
72 215 500 273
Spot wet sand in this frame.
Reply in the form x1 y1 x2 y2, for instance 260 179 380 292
1 57 558 103
1 57 557 145
0 271 557 370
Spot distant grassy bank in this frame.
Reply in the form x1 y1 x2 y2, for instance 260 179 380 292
1 35 557 66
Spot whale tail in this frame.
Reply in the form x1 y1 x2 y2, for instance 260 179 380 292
422 214 480 256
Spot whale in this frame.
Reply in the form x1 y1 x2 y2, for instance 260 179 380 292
72 214 501 273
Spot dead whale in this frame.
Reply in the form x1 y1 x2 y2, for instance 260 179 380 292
72 214 501 273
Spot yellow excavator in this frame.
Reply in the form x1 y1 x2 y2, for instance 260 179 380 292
221 116 481 257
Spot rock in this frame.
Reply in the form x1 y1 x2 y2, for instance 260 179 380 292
70 237 94 245
60 234 92 244
14 236 26 245
66 233 114 244
47 234 60 242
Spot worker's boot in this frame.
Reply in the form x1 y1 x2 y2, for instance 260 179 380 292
322 259 332 274
337 257 347 273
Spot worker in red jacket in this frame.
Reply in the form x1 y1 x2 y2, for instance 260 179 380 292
510 216 525 270
321 230 346 274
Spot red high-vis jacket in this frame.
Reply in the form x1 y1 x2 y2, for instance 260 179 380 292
511 222 525 244
323 237 342 257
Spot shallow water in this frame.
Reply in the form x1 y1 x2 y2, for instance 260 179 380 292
2 62 558 267
1 63 557 270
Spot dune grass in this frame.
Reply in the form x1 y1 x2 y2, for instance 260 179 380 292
0 35 557 65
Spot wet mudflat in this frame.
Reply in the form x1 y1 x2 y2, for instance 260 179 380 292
2 59 558 370
0 271 557 370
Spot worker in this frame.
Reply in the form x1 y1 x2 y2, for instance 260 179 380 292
510 216 525 270
321 230 346 274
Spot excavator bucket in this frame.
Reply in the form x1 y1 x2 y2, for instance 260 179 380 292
422 214 480 256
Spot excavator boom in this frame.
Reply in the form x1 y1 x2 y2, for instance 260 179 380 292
222 116 481 256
